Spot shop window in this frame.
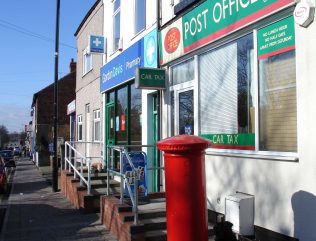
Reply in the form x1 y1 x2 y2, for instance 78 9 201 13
197 16 297 153
171 58 194 86
77 115 83 141
134 0 146 35
116 86 128 145
113 0 121 52
83 48 92 75
259 51 297 152
130 84 142 145
199 34 255 150
93 109 101 142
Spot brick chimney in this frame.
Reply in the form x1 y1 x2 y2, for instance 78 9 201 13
69 58 76 73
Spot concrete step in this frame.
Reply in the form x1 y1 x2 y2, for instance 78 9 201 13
82 172 109 180
90 179 119 189
122 207 166 222
144 229 167 241
90 185 121 196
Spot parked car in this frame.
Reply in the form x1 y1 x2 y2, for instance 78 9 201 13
0 157 7 193
13 146 21 156
0 150 16 168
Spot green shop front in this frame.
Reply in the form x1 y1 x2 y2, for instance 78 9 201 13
159 0 305 239
100 29 162 192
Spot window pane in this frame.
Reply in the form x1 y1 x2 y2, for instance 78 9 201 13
199 34 254 150
130 84 142 146
107 91 115 103
83 53 92 74
94 121 100 141
259 51 297 152
94 110 101 142
78 124 82 141
179 90 194 135
113 12 120 51
116 86 128 144
135 0 146 34
114 0 120 12
172 58 194 86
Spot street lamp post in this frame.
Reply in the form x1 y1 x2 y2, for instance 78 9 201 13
52 0 60 192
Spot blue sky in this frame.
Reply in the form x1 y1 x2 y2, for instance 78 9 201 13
0 0 96 133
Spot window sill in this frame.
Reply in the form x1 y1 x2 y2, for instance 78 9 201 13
205 148 298 162
131 28 145 41
82 68 93 77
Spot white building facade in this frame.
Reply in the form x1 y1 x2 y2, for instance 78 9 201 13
101 0 161 192
159 0 316 240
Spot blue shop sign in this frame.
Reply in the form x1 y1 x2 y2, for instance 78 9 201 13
100 28 157 92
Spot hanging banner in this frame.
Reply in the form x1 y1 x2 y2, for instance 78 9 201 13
257 16 295 59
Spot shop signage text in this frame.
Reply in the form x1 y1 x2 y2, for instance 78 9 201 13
100 28 157 92
257 16 295 59
159 0 294 65
200 133 255 150
135 68 166 89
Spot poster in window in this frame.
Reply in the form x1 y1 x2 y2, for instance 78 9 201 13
121 115 126 131
116 116 120 131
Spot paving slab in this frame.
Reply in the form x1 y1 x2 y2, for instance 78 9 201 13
0 158 117 241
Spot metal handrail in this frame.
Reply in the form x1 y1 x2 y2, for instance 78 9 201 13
64 141 95 194
106 144 163 225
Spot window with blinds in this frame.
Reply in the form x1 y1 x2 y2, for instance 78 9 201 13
200 42 238 134
199 34 255 149
259 50 297 152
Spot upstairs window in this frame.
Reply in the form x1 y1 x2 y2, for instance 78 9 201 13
134 0 146 35
113 0 121 52
83 47 92 75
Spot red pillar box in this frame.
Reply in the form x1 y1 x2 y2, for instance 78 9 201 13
157 135 211 241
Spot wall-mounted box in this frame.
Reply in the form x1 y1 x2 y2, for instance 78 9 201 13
225 193 254 236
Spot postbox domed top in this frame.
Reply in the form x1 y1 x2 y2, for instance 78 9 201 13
157 135 211 152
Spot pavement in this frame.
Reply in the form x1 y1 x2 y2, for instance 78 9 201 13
0 157 118 241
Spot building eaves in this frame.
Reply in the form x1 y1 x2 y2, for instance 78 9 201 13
74 0 101 37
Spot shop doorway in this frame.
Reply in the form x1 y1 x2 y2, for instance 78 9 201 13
147 92 160 192
172 88 194 135
105 102 117 169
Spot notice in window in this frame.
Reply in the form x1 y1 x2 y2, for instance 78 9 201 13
257 16 295 60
